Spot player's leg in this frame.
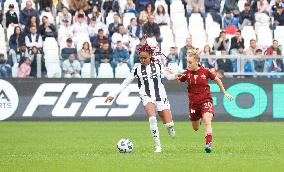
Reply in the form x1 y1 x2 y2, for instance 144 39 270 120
144 102 162 152
157 98 175 138
191 119 201 131
202 112 214 153
158 109 175 138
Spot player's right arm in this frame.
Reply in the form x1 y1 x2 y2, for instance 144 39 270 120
105 65 138 103
175 70 188 83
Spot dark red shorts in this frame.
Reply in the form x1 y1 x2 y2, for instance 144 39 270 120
189 100 214 121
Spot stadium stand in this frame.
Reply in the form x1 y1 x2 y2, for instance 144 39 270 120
0 0 283 78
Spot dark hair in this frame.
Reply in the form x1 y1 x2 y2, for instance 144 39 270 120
250 39 256 42
82 42 90 49
130 18 136 22
157 5 166 15
256 49 263 53
144 3 154 13
13 26 22 36
26 15 38 28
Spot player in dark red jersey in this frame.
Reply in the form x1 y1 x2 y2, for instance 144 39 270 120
175 48 233 153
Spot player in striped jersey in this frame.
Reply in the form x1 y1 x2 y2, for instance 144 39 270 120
105 44 176 153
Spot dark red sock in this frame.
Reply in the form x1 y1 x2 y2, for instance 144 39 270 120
205 133 212 145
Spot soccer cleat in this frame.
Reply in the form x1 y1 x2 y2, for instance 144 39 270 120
155 146 162 153
167 127 176 138
205 143 212 153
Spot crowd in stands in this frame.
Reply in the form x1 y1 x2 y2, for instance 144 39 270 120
0 0 283 78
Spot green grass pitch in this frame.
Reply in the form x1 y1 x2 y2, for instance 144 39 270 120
0 122 284 172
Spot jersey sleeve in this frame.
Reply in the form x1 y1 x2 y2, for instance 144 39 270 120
109 64 138 98
207 68 217 80
177 70 188 82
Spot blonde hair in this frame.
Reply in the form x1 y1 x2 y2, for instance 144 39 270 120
187 48 200 62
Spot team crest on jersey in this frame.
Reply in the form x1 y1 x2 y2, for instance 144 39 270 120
190 109 196 113
201 74 206 80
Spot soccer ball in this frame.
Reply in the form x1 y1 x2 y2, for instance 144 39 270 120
117 139 133 153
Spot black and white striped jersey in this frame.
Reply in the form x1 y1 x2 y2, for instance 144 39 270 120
110 61 175 101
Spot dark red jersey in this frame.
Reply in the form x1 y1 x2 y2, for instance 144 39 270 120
177 67 216 105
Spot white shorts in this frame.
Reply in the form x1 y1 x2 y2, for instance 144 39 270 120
141 96 171 112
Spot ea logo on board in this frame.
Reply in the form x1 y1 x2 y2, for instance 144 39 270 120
0 80 19 121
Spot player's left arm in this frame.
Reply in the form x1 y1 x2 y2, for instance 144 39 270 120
161 64 177 80
214 76 233 101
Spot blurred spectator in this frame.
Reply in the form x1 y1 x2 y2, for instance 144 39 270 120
223 11 239 31
166 47 178 66
61 38 77 60
103 0 120 17
88 5 104 23
58 7 72 27
88 17 108 38
246 39 259 55
154 4 170 26
139 3 154 24
215 49 233 72
112 24 131 50
5 4 19 28
73 9 88 24
270 50 283 74
9 26 25 65
90 29 108 49
68 0 89 15
272 3 284 30
56 0 65 14
108 13 121 37
178 37 195 69
0 8 2 26
135 0 155 12
0 53 12 78
39 16 57 41
143 15 162 44
26 46 47 77
9 43 28 67
113 41 131 69
24 15 40 35
200 44 215 68
230 30 245 55
78 42 92 65
38 0 53 12
88 0 102 9
213 31 230 52
63 53 81 78
265 40 282 55
239 3 255 30
95 42 114 73
255 0 270 27
271 0 284 13
253 48 265 72
25 26 43 51
126 18 143 39
186 0 206 23
40 7 55 25
58 19 73 44
71 14 89 43
17 57 31 78
205 0 222 27
222 0 239 15
20 0 39 27
124 0 137 16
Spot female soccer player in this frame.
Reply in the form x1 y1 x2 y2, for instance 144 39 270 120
105 43 176 153
175 48 233 153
